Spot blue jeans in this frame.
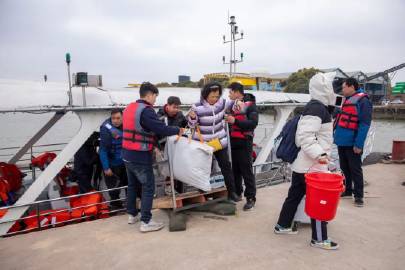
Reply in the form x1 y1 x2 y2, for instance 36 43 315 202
125 161 155 223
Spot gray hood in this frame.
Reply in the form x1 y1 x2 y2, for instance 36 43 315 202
308 72 337 106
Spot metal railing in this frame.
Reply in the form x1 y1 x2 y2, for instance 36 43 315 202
0 186 128 237
0 159 289 237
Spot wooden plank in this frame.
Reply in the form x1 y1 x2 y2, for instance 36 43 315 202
152 187 227 209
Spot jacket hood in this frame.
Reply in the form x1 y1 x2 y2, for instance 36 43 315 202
243 93 256 103
308 72 337 106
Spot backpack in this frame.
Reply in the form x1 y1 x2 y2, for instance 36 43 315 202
275 114 301 163
275 100 325 163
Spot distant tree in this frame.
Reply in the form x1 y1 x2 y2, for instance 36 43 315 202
156 82 172 87
284 67 320 93
177 81 199 88
197 78 204 88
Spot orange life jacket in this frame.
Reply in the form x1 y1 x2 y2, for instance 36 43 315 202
122 102 156 151
335 92 368 130
0 162 23 191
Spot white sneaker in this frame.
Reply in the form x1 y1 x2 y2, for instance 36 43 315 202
310 239 339 250
140 219 165 233
128 214 139 224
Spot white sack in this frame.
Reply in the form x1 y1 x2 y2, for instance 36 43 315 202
165 136 213 191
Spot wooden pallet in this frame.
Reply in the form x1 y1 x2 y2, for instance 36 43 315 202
152 187 228 209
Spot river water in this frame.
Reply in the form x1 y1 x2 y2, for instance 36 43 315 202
1 111 404 162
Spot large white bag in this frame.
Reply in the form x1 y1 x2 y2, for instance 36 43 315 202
165 135 213 192
293 196 311 224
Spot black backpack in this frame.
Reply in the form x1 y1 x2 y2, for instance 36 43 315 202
275 114 301 163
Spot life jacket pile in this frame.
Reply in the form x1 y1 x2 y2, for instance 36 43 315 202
70 193 109 219
25 209 71 230
0 162 23 205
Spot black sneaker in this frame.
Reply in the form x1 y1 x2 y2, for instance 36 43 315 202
243 198 256 211
354 197 364 207
228 192 242 203
274 224 298 235
340 191 352 198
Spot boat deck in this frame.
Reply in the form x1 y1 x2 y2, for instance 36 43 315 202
1 163 404 270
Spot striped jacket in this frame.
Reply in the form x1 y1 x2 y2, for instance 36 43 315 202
188 98 229 148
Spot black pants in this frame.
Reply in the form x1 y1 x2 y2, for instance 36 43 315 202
231 138 256 200
338 146 364 198
214 148 236 194
277 172 328 240
77 168 94 194
104 165 131 206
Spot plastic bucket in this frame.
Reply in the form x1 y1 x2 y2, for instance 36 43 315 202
304 172 345 221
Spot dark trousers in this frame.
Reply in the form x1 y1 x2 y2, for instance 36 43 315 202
214 148 236 194
338 146 364 198
104 165 130 206
125 162 155 223
77 168 94 194
277 172 327 240
231 138 256 200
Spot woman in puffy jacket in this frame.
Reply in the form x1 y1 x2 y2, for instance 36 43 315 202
188 82 239 202
274 72 340 250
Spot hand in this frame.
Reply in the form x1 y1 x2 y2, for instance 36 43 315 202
353 147 362 154
154 147 163 159
318 156 329 164
104 169 113 177
235 100 245 111
225 115 235 124
189 110 196 119
178 128 185 136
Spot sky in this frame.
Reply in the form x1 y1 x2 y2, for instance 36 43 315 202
0 0 404 87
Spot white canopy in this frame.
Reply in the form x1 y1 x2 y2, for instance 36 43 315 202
0 78 310 110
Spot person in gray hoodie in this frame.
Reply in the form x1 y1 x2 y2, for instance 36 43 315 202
274 72 340 250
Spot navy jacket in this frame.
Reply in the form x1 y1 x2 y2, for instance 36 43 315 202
333 90 373 149
99 118 124 170
122 100 180 165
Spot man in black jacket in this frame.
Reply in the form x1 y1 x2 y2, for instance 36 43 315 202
157 96 188 193
225 82 259 211
157 96 188 129
74 132 101 193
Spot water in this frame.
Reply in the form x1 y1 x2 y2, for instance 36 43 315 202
0 112 404 162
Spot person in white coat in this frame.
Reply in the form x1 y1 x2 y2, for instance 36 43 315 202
274 72 339 250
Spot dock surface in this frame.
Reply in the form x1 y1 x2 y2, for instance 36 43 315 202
1 163 404 270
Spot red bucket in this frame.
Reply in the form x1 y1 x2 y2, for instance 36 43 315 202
304 172 345 221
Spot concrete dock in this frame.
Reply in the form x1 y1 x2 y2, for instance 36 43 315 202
1 163 404 270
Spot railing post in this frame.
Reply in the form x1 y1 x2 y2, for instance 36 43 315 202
36 203 41 230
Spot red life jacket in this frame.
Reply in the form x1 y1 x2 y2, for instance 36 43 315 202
122 101 156 151
230 100 254 139
335 92 368 130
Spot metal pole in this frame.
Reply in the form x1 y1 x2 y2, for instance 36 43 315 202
229 24 233 78
168 144 177 210
82 86 86 107
232 30 236 74
225 121 232 164
67 63 73 106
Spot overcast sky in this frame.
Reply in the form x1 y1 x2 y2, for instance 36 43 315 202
0 0 404 87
